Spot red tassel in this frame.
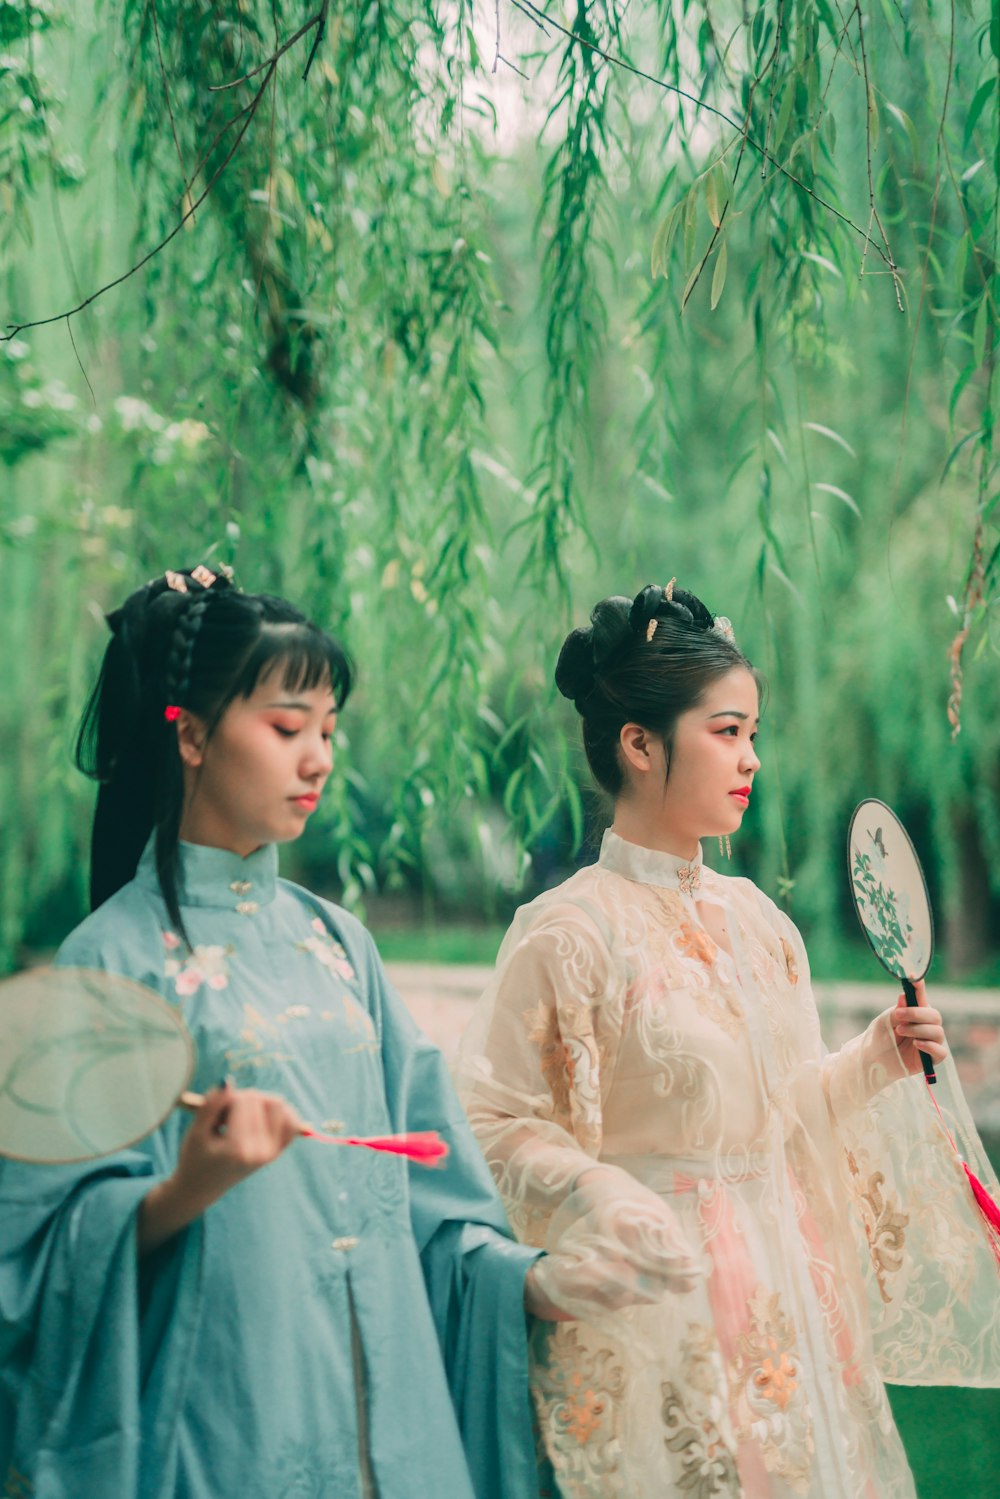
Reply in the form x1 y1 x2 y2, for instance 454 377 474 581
301 1126 449 1165
963 1162 1000 1268
927 1082 1000 1269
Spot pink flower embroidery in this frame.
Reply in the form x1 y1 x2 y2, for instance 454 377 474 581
299 919 356 981
163 934 232 995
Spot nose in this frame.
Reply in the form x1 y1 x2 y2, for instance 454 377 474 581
302 732 333 779
741 740 760 775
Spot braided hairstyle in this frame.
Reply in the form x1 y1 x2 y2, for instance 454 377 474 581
75 567 352 939
555 582 760 796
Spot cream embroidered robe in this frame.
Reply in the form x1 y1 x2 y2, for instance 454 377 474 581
457 830 1000 1499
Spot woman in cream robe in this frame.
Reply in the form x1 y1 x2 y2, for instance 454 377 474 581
457 583 1000 1499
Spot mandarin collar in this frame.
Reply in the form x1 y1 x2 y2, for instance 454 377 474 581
598 828 704 894
135 837 278 910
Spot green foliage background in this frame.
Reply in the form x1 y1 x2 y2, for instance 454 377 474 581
1 0 999 981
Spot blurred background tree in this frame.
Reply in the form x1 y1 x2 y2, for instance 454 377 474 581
1 0 998 978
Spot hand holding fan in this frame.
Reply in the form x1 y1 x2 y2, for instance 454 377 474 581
0 967 448 1166
847 799 1000 1262
847 798 936 1083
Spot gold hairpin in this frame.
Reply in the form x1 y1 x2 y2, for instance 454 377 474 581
646 619 658 642
164 570 189 594
191 564 218 589
664 577 676 601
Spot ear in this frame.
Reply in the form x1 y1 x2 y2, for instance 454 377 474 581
619 721 658 776
175 710 208 769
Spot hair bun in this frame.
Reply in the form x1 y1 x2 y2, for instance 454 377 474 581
554 627 597 705
629 584 665 634
670 585 713 631
590 596 632 666
629 581 716 635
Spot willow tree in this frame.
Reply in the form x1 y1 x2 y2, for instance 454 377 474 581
0 0 998 971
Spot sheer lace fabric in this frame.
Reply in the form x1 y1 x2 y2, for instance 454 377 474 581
456 831 1000 1498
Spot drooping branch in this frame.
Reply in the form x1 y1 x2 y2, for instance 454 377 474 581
1 4 331 343
511 0 900 276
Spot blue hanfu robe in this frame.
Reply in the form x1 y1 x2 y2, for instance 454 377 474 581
0 840 542 1499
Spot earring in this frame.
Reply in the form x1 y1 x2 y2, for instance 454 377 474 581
717 835 732 860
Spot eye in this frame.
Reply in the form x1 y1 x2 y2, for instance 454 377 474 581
273 724 300 738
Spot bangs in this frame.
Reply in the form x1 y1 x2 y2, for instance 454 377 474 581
233 623 353 710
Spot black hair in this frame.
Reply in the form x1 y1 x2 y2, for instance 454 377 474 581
75 566 352 940
555 582 761 796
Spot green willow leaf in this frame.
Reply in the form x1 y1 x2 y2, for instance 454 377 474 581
650 201 683 279
710 240 728 309
964 77 997 148
973 295 991 366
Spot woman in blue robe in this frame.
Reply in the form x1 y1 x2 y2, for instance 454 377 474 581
0 565 549 1499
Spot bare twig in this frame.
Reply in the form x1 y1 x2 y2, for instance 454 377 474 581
2 61 276 342
508 0 550 38
681 194 731 309
65 313 96 408
209 9 325 91
854 0 903 309
301 0 330 81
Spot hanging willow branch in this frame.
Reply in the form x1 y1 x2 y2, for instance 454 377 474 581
1 4 331 343
511 0 899 273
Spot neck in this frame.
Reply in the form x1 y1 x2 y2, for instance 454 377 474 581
178 807 260 859
611 801 699 863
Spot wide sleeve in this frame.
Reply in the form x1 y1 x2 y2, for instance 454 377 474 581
0 903 205 1499
772 904 1000 1386
455 899 702 1322
342 918 544 1499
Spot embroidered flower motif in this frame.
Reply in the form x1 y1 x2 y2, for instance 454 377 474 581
298 918 356 980
677 921 716 967
732 1285 814 1491
162 932 232 995
780 937 799 985
753 1349 798 1411
677 862 701 895
661 1382 739 1497
522 999 602 1148
652 1326 739 1496
531 1324 626 1484
559 1375 607 1446
845 1150 909 1304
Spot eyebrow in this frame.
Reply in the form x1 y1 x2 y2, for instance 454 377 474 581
265 699 337 714
707 710 759 723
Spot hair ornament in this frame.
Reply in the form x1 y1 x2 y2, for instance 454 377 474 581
628 584 665 639
191 564 218 589
664 577 676 601
164 705 182 722
712 615 736 644
646 619 658 642
165 570 189 594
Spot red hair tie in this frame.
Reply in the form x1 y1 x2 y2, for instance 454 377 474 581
164 705 182 722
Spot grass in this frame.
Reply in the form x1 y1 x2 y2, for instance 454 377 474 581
889 1386 1000 1496
370 922 506 966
